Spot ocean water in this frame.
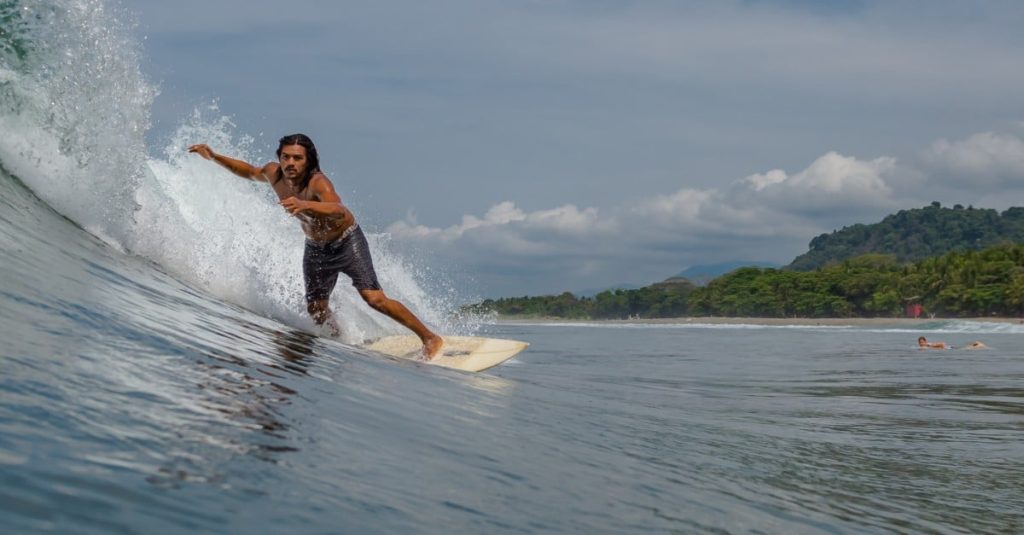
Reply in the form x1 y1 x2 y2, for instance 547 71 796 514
3 1 1024 533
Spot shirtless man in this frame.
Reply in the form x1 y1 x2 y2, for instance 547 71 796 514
189 134 443 358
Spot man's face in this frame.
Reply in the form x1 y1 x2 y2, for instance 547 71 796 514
279 144 308 179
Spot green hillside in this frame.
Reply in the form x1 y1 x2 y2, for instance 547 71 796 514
470 243 1024 319
788 203 1024 271
467 278 696 320
692 244 1024 317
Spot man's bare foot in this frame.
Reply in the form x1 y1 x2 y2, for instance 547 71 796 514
422 335 444 360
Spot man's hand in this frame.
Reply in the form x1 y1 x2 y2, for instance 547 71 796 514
187 144 269 182
281 196 308 215
188 144 215 160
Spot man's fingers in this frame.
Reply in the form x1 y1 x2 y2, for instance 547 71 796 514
278 198 304 215
187 144 211 157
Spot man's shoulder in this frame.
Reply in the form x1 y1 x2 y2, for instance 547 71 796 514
260 162 280 182
309 172 334 187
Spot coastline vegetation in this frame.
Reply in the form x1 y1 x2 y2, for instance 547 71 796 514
468 243 1024 319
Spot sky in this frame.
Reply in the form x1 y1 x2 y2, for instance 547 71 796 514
124 0 1024 297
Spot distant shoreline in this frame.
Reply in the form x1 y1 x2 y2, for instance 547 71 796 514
495 316 1024 326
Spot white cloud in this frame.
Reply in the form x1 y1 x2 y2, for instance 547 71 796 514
385 149 913 293
382 130 1024 296
789 152 894 194
745 169 787 192
635 188 713 227
922 132 1024 187
395 151 903 249
522 204 613 235
386 201 611 245
386 201 524 242
736 152 897 217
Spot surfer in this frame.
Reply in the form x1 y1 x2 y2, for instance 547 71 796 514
917 336 948 349
188 134 443 359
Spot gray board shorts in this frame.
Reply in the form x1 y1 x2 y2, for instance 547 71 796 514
302 224 381 303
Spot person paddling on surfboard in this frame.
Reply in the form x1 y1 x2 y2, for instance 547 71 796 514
188 134 443 359
917 336 948 349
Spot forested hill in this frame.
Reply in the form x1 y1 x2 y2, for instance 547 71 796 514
788 203 1024 271
469 243 1024 319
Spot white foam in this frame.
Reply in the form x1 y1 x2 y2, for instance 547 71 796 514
0 0 153 247
0 0 475 339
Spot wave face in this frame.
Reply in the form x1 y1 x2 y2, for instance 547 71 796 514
0 158 522 532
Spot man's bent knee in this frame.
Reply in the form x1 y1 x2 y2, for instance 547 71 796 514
359 290 389 311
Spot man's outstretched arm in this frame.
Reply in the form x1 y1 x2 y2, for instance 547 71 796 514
188 144 270 182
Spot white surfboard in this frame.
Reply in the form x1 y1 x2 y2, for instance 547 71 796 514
363 335 528 372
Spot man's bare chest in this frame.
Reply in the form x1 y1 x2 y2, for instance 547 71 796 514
271 178 313 201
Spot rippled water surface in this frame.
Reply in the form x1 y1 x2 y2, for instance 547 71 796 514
4 265 1024 533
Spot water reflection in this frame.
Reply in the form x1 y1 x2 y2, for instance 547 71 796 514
268 329 317 376
146 328 322 489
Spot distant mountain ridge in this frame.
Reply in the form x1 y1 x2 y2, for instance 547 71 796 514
787 203 1024 271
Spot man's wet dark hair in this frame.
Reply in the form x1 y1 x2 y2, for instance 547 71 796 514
276 133 321 190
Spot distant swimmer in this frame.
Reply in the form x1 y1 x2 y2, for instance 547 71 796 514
917 336 948 349
189 134 443 359
917 336 989 350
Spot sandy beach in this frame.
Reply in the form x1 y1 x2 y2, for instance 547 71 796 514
496 316 1024 326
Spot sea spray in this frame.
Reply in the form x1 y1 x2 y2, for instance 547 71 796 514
0 0 153 239
0 0 479 340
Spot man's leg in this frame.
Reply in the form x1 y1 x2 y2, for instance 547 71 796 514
359 289 443 358
307 298 341 337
